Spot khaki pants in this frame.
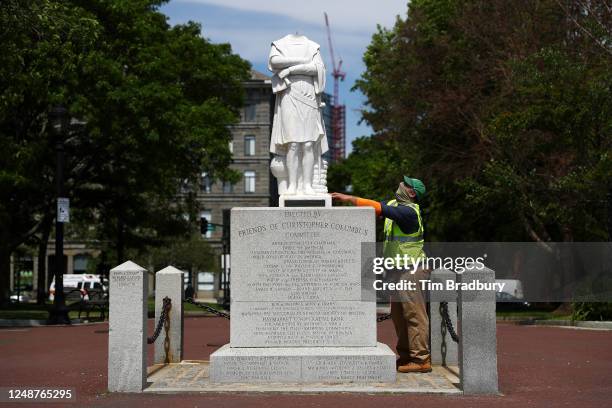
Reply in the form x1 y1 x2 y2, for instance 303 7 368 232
390 268 430 364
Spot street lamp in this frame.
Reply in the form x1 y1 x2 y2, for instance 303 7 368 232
48 105 71 325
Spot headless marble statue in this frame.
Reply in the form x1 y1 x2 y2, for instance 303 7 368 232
268 34 329 197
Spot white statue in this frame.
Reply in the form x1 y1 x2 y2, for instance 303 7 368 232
268 34 329 196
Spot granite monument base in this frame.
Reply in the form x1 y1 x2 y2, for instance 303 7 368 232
210 343 396 383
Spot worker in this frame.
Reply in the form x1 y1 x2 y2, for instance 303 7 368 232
331 176 431 373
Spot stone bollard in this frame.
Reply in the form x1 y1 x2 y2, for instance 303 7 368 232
430 269 458 367
458 266 499 394
154 266 184 364
108 261 148 392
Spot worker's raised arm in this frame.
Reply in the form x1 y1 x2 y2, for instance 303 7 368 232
330 192 382 216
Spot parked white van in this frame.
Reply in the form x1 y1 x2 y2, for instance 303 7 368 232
496 279 525 299
48 274 106 301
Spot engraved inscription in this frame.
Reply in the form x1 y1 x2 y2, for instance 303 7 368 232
231 301 374 347
213 356 299 382
232 209 373 302
303 356 389 381
245 240 359 300
113 270 141 288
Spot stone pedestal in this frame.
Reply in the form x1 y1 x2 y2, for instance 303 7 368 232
211 344 395 383
458 266 499 394
108 261 147 392
154 266 184 364
210 207 395 383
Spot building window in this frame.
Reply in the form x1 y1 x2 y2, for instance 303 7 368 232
222 180 233 193
200 172 212 193
183 270 190 288
244 103 256 122
244 171 255 193
197 272 215 291
244 135 256 156
180 178 191 194
200 210 212 238
73 254 91 274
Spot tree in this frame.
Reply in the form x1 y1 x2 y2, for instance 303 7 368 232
0 0 103 303
0 0 250 303
347 0 611 242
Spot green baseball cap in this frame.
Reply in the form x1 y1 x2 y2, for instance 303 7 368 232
403 176 426 201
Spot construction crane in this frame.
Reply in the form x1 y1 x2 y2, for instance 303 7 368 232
324 12 346 162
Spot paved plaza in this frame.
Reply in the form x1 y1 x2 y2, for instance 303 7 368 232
0 317 611 407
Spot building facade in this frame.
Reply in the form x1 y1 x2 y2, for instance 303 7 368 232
193 70 275 300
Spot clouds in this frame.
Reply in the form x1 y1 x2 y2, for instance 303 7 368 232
175 0 406 33
162 0 408 148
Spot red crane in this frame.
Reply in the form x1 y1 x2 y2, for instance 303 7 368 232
324 12 346 162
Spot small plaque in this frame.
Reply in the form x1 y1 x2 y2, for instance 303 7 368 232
284 199 326 207
57 198 70 223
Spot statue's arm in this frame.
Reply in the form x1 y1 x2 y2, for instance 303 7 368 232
269 55 310 69
277 62 317 79
287 62 317 75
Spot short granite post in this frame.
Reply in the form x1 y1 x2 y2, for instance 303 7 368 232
154 266 184 364
108 261 148 392
430 269 458 366
458 266 499 394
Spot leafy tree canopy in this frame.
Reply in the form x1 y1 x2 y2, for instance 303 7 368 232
0 0 250 301
335 0 611 243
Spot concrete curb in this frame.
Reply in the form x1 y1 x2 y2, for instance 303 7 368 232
0 318 108 327
499 319 612 330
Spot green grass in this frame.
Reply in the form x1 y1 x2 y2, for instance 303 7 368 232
1 297 224 321
0 301 106 320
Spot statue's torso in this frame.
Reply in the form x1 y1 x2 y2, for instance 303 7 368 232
283 40 316 100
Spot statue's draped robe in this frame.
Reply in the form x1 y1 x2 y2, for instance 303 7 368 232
268 35 328 156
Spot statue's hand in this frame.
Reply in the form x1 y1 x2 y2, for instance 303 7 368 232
278 67 292 79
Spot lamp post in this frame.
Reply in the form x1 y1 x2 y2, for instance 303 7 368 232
48 105 71 325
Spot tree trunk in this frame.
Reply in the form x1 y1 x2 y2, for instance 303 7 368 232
36 215 53 304
0 248 11 306
116 216 125 265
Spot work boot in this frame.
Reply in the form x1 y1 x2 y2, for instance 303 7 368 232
397 359 432 373
396 358 410 369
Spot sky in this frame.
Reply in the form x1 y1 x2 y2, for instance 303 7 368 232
160 0 409 154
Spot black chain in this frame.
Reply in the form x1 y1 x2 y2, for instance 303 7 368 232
440 301 459 343
147 297 171 344
184 297 230 319
377 313 392 322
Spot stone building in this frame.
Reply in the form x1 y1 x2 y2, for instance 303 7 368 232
193 70 275 300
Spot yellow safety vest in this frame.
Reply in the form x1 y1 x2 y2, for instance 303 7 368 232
383 199 425 264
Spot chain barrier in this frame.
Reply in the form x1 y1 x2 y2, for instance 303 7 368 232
378 303 459 344
184 297 230 319
377 313 392 322
180 295 455 345
440 301 459 343
163 301 171 363
147 296 171 345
